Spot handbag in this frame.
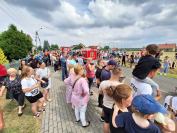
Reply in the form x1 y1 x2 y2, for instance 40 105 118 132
41 77 49 88
72 77 85 97
40 68 49 88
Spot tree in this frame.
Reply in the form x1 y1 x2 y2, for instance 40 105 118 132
0 24 33 61
72 43 85 50
37 45 42 51
103 46 110 51
43 40 50 50
50 44 59 50
0 48 9 64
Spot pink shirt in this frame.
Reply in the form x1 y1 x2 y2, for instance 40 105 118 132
86 64 95 78
71 77 89 107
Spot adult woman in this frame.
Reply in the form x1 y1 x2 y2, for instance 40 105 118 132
21 66 45 117
71 64 90 127
99 68 123 133
36 62 51 102
19 60 27 75
1 68 25 116
85 58 95 95
111 84 133 133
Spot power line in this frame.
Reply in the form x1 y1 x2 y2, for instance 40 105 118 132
0 1 33 35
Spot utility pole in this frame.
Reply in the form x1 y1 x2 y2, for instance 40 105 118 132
35 27 42 49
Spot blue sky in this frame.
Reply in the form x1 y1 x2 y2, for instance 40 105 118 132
0 0 177 48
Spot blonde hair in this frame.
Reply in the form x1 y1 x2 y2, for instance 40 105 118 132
7 68 17 75
74 64 83 75
68 64 74 72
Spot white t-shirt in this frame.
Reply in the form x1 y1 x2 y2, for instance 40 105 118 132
99 80 121 109
21 77 39 97
36 67 50 78
36 67 51 88
130 78 152 97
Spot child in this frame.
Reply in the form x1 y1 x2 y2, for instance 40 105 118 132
64 64 76 104
132 44 161 98
114 94 168 133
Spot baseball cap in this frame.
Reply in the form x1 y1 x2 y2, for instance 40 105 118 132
132 94 167 115
107 60 117 66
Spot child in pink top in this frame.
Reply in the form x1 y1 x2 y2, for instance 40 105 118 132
64 65 75 104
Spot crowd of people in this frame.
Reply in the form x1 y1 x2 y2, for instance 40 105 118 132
62 44 176 132
0 51 53 130
0 45 176 132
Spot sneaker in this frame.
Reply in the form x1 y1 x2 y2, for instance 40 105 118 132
82 121 90 128
18 112 23 117
100 116 104 122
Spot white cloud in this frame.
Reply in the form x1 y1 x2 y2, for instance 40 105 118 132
1 0 177 47
51 1 94 28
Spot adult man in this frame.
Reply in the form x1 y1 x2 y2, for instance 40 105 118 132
99 60 117 122
100 60 117 82
60 52 68 81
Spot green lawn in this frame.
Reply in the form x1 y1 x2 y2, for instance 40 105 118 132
0 93 41 133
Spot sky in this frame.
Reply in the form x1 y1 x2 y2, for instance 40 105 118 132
0 0 177 48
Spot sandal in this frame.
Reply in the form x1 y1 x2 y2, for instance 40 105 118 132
33 112 40 118
82 121 90 128
38 108 45 112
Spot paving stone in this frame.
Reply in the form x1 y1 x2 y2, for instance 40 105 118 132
41 71 102 133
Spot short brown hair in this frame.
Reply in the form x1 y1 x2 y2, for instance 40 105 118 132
146 44 159 55
111 84 132 103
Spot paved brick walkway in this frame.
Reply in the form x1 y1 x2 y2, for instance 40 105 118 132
41 71 103 133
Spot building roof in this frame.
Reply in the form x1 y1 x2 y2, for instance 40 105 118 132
158 43 176 49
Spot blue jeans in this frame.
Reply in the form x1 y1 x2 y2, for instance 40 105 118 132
163 66 169 73
61 67 68 81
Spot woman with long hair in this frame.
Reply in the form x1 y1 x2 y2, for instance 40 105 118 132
21 66 45 117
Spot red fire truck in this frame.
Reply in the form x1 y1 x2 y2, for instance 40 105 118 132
81 48 97 60
60 47 71 53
